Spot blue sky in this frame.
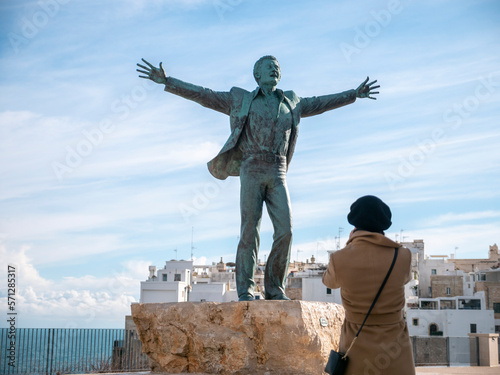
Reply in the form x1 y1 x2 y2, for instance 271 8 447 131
1 0 499 328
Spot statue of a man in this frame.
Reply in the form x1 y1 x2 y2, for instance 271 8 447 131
137 56 379 301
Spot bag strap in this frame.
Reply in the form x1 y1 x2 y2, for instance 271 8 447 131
343 247 399 358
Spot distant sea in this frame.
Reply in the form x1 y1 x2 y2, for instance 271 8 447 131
0 328 142 375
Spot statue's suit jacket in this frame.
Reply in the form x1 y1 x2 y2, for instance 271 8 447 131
164 76 357 180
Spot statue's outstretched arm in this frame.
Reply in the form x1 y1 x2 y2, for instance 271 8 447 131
299 77 380 118
137 58 231 115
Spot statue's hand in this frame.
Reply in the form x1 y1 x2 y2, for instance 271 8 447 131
356 77 380 100
137 58 167 85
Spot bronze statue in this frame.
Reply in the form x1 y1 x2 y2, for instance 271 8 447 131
137 56 379 301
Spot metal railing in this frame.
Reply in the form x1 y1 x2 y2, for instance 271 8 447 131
3 329 498 373
0 328 150 374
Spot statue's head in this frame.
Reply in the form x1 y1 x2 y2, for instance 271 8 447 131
253 55 281 87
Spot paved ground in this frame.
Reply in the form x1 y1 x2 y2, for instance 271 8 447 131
415 366 500 374
80 367 500 374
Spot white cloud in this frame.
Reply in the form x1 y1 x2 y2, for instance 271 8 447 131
0 244 146 328
393 222 500 259
425 211 500 227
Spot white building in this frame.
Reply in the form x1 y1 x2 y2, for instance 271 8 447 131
190 282 238 302
407 292 495 337
301 277 342 304
140 260 193 303
399 239 497 337
139 258 239 303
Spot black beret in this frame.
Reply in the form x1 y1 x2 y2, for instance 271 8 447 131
347 195 392 232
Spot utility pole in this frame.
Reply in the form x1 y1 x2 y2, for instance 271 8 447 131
190 226 196 261
335 227 343 250
297 249 302 262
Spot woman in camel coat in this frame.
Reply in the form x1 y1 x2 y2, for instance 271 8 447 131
323 195 415 375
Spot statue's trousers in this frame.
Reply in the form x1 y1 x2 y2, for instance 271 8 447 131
236 155 292 299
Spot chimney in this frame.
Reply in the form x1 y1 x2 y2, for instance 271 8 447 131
149 266 157 279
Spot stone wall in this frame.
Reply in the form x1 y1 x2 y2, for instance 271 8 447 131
413 337 448 365
430 275 463 298
476 282 500 319
132 300 344 375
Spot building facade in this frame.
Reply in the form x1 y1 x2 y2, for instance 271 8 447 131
139 258 240 303
402 240 500 336
139 260 193 303
407 293 495 337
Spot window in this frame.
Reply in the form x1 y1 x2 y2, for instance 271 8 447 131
446 287 451 296
493 303 500 314
421 301 437 310
174 273 181 281
431 269 437 275
440 300 456 310
459 299 481 310
470 324 477 333
412 318 419 326
428 286 432 296
162 274 167 281
326 288 332 295
495 325 500 334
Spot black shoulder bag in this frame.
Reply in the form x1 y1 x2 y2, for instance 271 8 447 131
324 247 399 375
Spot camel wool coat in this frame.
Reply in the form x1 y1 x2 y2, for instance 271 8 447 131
322 230 415 375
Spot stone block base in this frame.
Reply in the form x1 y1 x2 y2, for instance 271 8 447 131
131 300 344 375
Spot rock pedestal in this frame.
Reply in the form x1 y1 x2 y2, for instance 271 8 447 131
131 300 344 375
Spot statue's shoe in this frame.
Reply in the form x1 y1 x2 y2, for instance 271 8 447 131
238 294 255 301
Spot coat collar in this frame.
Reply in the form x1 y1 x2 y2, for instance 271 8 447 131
346 229 400 249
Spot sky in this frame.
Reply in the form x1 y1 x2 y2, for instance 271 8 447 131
0 0 499 328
